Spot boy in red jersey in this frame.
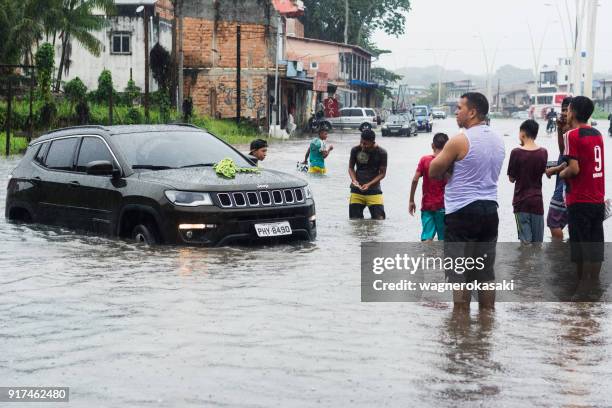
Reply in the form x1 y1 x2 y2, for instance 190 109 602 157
409 133 449 241
560 96 605 284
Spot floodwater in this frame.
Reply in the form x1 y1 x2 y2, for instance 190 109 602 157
1 118 612 407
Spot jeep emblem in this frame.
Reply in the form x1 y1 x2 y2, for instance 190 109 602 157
257 184 269 189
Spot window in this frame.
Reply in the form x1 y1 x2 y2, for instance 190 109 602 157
365 109 376 117
76 137 114 173
111 32 131 54
34 142 49 164
45 138 79 171
339 108 350 117
349 109 363 117
310 62 318 70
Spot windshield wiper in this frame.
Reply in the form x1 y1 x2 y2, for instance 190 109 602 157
132 165 176 170
180 163 216 169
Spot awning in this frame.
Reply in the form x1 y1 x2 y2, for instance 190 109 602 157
282 77 337 93
349 79 380 89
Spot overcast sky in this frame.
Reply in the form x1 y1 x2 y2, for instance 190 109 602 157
372 0 612 75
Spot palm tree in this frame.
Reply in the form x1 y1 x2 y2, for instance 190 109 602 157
54 0 115 91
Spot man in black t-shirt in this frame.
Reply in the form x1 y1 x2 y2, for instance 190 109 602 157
348 129 388 220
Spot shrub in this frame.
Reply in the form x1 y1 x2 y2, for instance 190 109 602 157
64 77 88 105
125 107 142 124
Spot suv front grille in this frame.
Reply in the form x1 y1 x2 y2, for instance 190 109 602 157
215 188 307 209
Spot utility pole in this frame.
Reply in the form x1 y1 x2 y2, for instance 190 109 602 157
236 25 241 123
497 77 501 113
583 0 597 98
344 0 349 44
143 5 150 122
272 16 281 129
177 0 184 114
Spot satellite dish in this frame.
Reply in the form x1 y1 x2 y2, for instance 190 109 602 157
136 5 144 13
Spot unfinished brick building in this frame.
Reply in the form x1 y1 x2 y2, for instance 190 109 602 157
182 0 302 124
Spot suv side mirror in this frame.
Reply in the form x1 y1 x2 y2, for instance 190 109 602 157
86 160 120 178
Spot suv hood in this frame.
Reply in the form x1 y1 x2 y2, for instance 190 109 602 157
136 167 308 191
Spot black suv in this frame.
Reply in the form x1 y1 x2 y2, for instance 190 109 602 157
5 125 316 246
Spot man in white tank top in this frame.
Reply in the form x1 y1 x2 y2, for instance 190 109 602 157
429 92 505 311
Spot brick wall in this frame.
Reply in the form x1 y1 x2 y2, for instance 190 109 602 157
155 0 174 21
185 69 269 120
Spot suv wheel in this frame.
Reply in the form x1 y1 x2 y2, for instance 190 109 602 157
132 223 158 245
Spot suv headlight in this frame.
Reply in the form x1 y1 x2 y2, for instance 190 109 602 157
304 186 313 199
165 190 213 206
382 124 388 129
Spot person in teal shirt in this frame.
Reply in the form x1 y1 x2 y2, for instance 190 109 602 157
302 129 333 174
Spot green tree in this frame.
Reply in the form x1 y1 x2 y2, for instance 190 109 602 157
300 0 411 49
35 43 54 100
54 0 115 91
371 67 402 99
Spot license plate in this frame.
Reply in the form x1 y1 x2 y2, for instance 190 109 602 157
254 221 292 237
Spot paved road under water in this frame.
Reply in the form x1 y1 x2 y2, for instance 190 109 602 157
1 118 612 407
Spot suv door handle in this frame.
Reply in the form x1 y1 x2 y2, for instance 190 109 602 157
69 181 80 187
30 176 41 184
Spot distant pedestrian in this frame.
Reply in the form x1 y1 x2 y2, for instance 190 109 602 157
302 128 333 174
544 96 573 241
508 120 548 243
409 132 449 241
429 92 505 311
248 139 268 166
560 96 605 286
349 129 387 220
608 112 612 136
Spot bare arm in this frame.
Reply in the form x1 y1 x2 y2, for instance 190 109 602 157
409 171 421 216
348 155 360 188
429 134 466 179
362 166 387 191
560 158 579 179
303 147 310 164
321 145 334 158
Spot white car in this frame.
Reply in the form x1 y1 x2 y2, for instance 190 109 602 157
512 111 530 120
323 107 378 131
432 110 446 119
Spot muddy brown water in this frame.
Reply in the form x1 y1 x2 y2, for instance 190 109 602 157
1 119 612 407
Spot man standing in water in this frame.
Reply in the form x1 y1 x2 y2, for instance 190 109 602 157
545 97 573 241
560 96 605 290
349 129 388 220
429 92 505 310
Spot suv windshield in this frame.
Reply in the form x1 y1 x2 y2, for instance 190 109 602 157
387 115 404 122
413 107 427 116
113 131 252 170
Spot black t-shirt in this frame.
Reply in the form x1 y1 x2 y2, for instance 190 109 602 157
349 145 388 194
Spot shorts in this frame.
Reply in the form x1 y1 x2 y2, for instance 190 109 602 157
514 212 544 243
568 203 605 263
308 166 326 174
349 193 385 219
421 209 445 241
546 206 568 229
444 200 499 283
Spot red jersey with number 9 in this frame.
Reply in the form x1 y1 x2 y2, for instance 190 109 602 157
563 126 605 205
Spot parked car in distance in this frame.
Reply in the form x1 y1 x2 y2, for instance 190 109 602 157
323 107 378 131
5 125 316 246
511 110 530 120
381 114 417 137
432 109 447 119
413 105 433 132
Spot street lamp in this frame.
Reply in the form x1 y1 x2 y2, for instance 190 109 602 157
136 4 150 122
473 34 499 104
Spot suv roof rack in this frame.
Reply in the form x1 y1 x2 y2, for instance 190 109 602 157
45 125 109 134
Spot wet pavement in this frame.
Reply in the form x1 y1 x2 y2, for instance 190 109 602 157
1 118 612 407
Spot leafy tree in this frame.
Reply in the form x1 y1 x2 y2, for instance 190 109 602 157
371 67 402 99
35 43 54 99
96 69 114 100
124 77 141 107
64 77 87 104
300 0 411 49
150 43 172 93
54 0 115 91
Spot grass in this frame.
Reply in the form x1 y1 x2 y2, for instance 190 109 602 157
1 99 263 147
0 132 29 155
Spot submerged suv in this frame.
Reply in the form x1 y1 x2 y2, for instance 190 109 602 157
5 125 316 246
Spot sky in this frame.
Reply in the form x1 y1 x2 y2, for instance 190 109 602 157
372 0 612 75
